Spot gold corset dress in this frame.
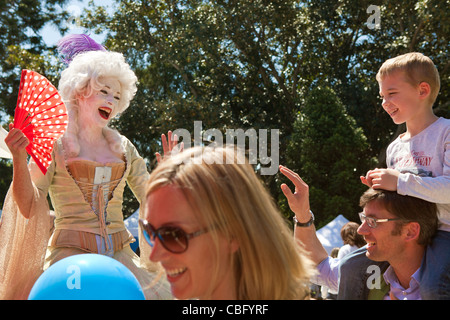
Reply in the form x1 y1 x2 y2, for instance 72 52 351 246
50 160 129 255
67 160 125 215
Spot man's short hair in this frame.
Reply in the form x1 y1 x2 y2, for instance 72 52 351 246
360 188 438 246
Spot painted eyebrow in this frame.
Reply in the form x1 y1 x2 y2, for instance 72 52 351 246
103 85 121 95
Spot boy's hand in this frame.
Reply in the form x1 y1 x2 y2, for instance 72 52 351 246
360 168 379 187
362 168 400 191
360 173 373 187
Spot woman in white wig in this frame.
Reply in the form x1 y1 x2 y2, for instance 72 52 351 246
0 34 171 299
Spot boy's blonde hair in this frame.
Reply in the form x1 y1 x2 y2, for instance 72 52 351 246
376 52 440 105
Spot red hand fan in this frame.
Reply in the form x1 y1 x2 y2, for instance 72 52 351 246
13 69 68 175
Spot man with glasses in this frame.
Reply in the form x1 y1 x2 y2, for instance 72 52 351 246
280 165 439 300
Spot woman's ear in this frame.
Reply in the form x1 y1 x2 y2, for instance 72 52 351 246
230 238 239 254
75 93 85 103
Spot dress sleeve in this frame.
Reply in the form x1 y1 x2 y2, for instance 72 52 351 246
125 140 150 204
0 156 56 299
122 139 161 272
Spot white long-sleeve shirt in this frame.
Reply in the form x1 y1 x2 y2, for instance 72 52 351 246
386 117 450 231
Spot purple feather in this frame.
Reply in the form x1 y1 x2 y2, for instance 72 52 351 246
57 34 106 66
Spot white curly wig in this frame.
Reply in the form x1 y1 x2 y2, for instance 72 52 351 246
58 50 138 157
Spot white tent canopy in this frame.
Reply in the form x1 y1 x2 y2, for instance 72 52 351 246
316 214 349 255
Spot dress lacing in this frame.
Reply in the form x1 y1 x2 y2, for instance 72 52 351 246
66 160 125 252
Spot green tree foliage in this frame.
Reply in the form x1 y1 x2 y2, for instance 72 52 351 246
79 0 448 224
1 0 448 224
85 0 313 154
82 0 328 210
0 0 70 206
0 0 70 117
283 86 375 227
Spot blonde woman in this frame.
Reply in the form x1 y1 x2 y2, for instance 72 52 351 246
140 145 313 300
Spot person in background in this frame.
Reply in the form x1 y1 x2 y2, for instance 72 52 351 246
337 222 366 259
321 247 340 299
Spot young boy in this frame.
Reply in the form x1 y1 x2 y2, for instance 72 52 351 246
360 52 449 299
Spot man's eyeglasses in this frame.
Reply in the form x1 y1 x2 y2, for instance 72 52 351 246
358 212 403 229
139 219 209 254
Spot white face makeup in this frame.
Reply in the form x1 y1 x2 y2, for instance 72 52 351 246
78 77 121 128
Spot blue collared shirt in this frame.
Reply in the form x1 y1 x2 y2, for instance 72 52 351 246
383 266 422 300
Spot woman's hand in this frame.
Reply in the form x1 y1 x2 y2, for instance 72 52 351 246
155 130 184 163
4 123 34 218
4 123 29 162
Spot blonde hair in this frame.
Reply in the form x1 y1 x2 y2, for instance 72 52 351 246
58 50 138 157
145 146 313 300
376 52 440 105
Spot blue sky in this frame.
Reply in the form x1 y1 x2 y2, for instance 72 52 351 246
40 0 115 46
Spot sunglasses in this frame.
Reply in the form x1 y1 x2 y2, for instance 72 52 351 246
358 212 403 229
139 219 209 254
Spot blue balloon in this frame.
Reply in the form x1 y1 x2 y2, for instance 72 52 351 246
28 254 145 300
